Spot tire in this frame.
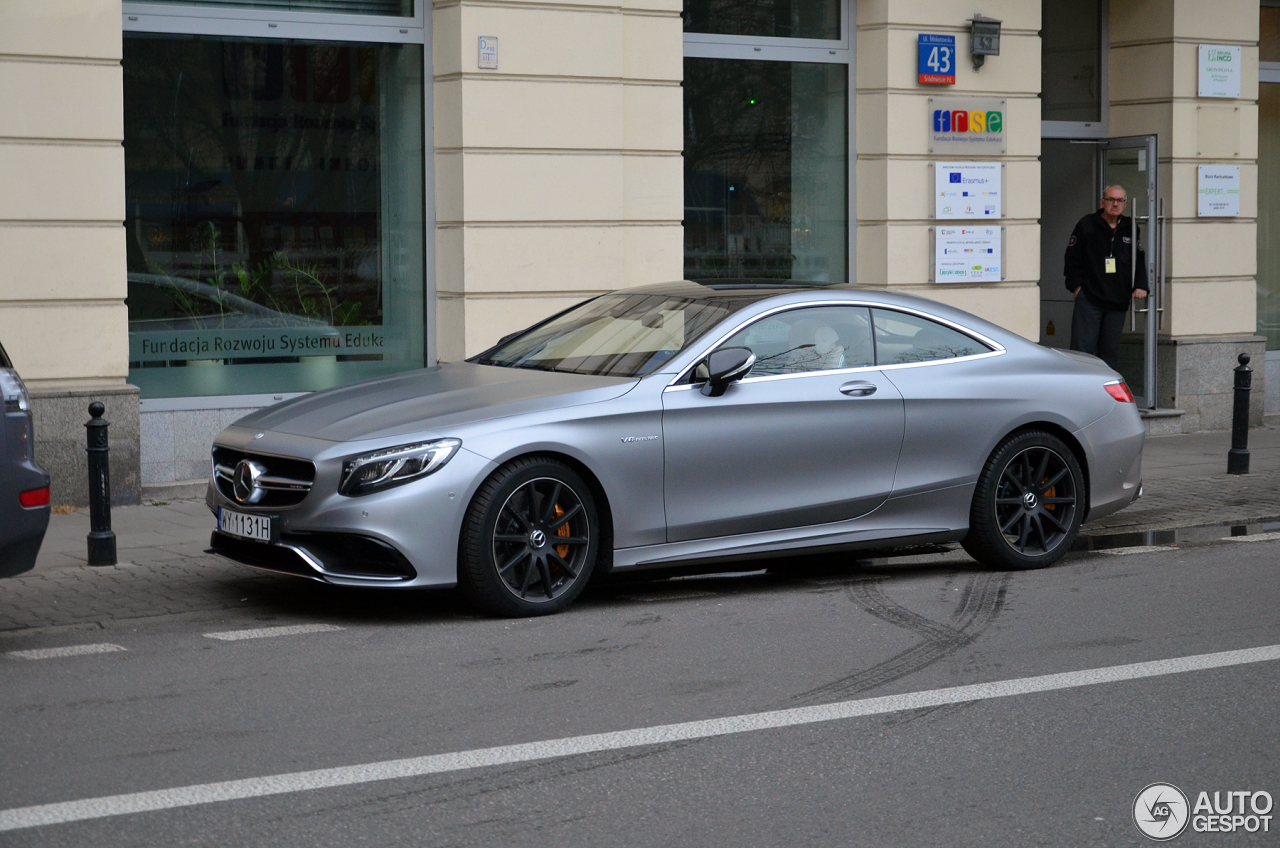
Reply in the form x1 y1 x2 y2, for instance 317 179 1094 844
458 457 600 617
961 430 1084 570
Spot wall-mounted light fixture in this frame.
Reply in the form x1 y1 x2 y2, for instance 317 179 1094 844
969 14 1001 70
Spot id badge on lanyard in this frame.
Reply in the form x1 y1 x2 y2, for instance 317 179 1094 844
1105 256 1117 274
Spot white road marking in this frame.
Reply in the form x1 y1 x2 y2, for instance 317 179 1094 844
5 644 127 661
1 643 1278 832
1224 532 1280 543
203 624 343 641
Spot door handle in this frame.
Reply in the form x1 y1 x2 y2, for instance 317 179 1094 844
839 381 877 397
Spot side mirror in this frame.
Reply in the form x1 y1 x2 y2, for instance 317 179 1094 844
700 347 755 397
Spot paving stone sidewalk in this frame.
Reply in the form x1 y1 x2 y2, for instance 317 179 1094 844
3 420 1279 634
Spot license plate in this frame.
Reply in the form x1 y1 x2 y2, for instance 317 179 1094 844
218 508 273 542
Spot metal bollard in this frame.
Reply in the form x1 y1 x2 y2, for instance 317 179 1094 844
86 402 117 565
1228 354 1252 475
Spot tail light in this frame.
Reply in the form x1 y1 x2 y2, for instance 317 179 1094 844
1104 380 1135 403
0 368 29 412
19 486 50 508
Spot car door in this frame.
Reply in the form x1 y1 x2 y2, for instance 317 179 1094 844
661 305 906 543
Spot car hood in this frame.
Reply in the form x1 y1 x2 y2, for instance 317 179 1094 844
236 363 638 442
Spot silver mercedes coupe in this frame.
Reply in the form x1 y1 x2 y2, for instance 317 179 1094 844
206 281 1144 616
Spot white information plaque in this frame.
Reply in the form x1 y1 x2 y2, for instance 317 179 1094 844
933 226 1002 283
1198 44 1241 98
478 36 499 70
933 161 1002 220
1198 164 1241 216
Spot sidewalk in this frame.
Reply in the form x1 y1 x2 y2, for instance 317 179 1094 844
4 419 1280 633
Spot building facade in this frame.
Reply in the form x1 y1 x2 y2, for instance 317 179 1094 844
0 0 1270 504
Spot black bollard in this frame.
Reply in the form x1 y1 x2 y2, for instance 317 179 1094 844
86 402 117 565
1228 354 1252 475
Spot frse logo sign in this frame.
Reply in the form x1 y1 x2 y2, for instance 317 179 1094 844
933 109 1003 134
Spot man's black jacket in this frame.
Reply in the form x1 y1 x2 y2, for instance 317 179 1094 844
1063 210 1148 311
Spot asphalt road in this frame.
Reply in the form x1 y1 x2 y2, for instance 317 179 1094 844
2 538 1279 847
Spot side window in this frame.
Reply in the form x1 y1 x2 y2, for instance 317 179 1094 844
871 309 991 365
719 306 874 377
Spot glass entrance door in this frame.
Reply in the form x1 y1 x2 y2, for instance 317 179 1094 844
1099 134 1160 408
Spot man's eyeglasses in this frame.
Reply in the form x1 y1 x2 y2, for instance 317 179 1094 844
1103 197 1128 205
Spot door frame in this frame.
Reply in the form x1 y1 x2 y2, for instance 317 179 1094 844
1098 134 1161 409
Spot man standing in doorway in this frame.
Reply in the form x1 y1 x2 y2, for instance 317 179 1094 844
1064 185 1148 370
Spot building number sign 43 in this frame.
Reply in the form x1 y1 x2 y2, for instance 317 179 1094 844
918 34 956 85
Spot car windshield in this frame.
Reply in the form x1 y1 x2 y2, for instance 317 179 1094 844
475 293 748 377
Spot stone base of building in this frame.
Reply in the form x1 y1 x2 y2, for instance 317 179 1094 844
1152 335 1266 433
140 403 264 486
31 385 141 507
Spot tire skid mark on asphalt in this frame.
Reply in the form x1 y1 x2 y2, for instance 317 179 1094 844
290 738 703 827
787 572 1009 706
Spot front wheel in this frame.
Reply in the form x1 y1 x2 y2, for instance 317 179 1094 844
458 458 600 617
961 431 1084 570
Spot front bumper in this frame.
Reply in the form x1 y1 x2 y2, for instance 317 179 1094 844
205 436 497 588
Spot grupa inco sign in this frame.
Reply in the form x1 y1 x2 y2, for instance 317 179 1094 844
929 96 1006 155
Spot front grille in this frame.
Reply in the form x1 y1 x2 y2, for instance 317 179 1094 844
210 530 416 582
213 446 316 508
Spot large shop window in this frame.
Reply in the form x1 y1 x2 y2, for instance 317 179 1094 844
123 34 425 399
684 60 847 282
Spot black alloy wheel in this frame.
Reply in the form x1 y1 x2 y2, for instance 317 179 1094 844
962 430 1084 570
459 458 599 616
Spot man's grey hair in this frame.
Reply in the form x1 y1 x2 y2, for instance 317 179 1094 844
1101 184 1128 199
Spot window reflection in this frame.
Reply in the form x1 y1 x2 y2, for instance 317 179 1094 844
123 34 424 398
1041 0 1103 123
683 58 847 283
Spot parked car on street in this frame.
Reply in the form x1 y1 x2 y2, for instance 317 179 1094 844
0 340 51 577
206 281 1145 616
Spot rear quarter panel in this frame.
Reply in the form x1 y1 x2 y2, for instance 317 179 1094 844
881 347 1117 498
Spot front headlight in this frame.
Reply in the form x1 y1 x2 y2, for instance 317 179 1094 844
339 439 461 496
0 368 30 413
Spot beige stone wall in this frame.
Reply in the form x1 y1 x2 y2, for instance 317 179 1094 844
0 0 139 504
433 0 685 360
856 0 1041 340
1110 0 1259 339
0 0 128 389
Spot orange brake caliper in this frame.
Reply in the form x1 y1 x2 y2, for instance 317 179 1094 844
553 504 571 558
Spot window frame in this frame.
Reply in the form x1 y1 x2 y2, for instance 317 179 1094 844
666 299 1004 390
122 1 425 41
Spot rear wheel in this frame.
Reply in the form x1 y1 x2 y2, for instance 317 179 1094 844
458 458 599 617
961 431 1084 570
